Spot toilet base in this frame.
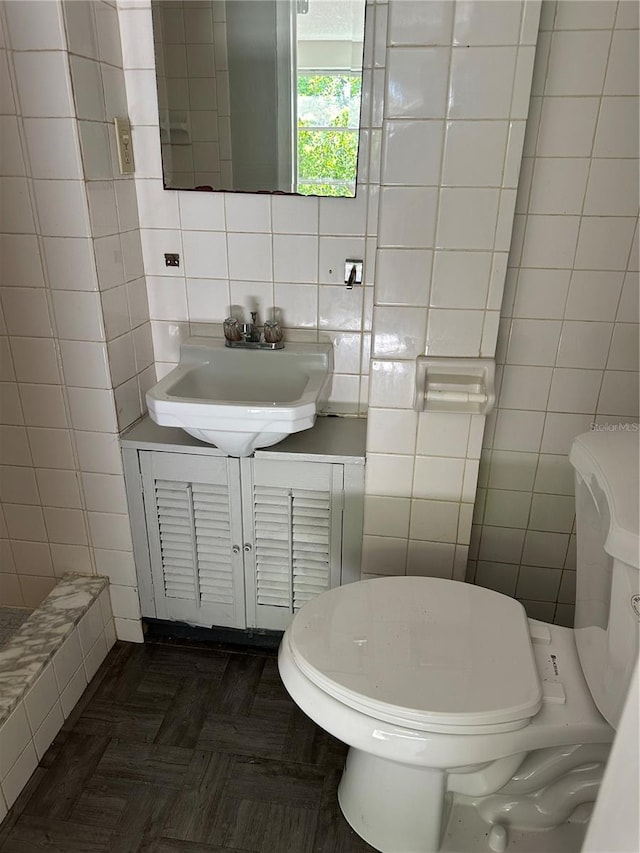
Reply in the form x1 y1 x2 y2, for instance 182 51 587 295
337 747 447 853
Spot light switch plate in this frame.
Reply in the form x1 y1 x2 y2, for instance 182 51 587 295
114 116 135 175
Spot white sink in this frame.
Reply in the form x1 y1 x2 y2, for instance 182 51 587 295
146 337 333 456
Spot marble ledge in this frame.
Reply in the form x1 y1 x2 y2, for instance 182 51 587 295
0 573 108 726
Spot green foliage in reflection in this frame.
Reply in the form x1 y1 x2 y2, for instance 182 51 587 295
297 75 361 197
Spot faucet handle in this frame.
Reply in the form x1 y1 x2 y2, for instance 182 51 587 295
223 317 242 342
263 320 283 344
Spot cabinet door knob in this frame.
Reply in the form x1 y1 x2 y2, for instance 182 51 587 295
243 543 252 553
232 545 240 554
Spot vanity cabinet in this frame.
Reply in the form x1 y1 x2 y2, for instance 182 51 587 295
121 417 365 632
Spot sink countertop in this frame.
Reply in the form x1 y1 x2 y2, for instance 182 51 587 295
120 414 367 465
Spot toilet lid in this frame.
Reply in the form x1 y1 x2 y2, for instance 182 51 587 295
288 577 543 733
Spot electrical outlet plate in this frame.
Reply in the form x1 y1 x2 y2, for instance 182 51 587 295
114 116 135 175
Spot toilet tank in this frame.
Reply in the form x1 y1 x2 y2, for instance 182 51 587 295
570 429 639 730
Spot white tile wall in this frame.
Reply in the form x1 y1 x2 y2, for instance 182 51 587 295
471 0 639 624
0 0 146 635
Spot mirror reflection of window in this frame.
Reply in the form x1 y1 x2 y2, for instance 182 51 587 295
150 0 365 197
295 0 364 196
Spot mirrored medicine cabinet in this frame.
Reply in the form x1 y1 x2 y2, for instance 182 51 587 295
151 0 366 197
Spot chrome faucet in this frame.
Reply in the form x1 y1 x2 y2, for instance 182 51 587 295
241 311 261 343
223 311 284 349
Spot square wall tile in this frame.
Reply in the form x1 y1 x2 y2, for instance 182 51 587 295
487 449 538 492
416 412 471 458
426 309 484 357
388 1 453 47
271 195 318 234
534 454 576 496
499 366 552 410
33 180 90 239
319 193 368 238
413 456 465 501
325 373 360 414
541 412 595 456
574 217 636 272
363 495 411 539
372 307 426 359
545 30 610 96
528 158 590 215
522 530 570 569
409 499 459 543
368 360 416 409
512 269 572 320
365 453 415 498
507 318 562 366
13 52 74 118
19 384 68 430
453 1 522 46
361 535 407 576
547 368 602 414
529 494 575 534
484 488 532 529
60 341 110 389
448 47 517 119
385 47 449 118
273 283 317 329
87 512 133 552
381 120 444 186
43 508 88 546
516 565 562 602
181 230 227 279
319 287 363 332
52 291 105 342
493 409 545 453
430 251 492 309
520 214 581 269
557 321 613 370
436 189 499 250
225 194 271 233
442 121 508 187
367 407 418 455
273 235 317 283
23 118 82 180
43 237 99 292
478 526 525 564
379 187 438 248
376 249 432 306
227 233 271 282
536 97 600 157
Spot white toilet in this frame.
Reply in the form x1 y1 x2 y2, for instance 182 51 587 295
278 430 639 853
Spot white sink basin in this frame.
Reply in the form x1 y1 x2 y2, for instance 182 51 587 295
146 337 333 456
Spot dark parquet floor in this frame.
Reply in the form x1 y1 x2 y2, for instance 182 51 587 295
0 640 377 852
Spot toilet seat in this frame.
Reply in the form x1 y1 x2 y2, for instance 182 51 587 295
288 577 543 735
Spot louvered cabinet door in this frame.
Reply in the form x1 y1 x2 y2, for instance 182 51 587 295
140 451 246 629
242 458 344 630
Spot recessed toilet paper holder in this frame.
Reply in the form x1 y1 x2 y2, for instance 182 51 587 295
414 356 496 415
